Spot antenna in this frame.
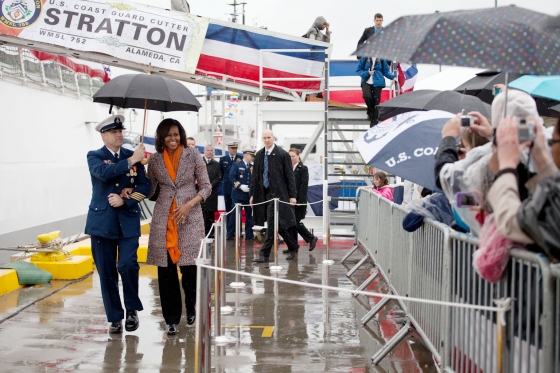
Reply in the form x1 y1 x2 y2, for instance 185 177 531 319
227 0 247 24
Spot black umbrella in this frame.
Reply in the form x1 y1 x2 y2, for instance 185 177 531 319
93 73 201 146
454 70 522 104
93 74 201 112
354 6 560 75
377 90 491 122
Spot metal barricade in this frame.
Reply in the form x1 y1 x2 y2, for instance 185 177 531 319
349 187 559 372
551 263 560 373
447 232 509 373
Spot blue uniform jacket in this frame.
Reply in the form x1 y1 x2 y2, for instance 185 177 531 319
229 161 252 201
357 57 395 86
85 146 151 239
219 153 243 195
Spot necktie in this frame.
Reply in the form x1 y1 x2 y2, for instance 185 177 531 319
115 152 119 162
231 156 234 162
263 150 269 188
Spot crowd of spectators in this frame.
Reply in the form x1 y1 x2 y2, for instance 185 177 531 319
375 86 560 282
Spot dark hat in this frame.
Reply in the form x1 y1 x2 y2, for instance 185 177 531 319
95 115 126 133
243 148 255 156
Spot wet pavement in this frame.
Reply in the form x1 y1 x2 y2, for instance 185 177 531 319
0 239 438 372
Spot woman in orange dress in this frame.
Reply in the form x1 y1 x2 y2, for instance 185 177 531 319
147 119 211 335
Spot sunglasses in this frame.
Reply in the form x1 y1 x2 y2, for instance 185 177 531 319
547 139 560 147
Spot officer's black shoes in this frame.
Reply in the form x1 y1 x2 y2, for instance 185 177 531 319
167 324 178 335
226 236 235 241
187 308 196 325
109 321 122 334
125 310 139 332
309 236 319 252
252 256 269 263
286 251 297 260
245 237 254 241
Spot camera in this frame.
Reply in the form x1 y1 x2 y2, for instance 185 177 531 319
456 192 478 207
461 115 474 127
518 119 535 142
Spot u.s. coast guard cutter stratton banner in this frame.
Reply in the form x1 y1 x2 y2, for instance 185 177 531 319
0 0 208 74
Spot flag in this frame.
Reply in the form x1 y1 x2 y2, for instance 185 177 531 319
397 63 418 94
196 24 328 91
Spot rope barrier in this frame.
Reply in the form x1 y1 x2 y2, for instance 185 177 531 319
197 263 513 313
237 198 325 207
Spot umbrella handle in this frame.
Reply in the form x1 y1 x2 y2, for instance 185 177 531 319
140 63 151 163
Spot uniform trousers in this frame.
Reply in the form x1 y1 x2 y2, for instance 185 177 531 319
158 253 197 325
259 188 300 258
224 194 233 214
227 198 254 238
294 220 315 243
361 83 383 126
91 234 143 323
202 210 215 237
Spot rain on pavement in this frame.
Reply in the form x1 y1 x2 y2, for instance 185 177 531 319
0 239 438 372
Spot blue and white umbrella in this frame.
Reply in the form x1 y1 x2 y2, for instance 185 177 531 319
354 110 454 192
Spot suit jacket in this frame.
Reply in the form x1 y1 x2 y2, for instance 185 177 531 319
356 26 391 65
229 160 252 201
201 158 221 212
293 162 309 221
85 146 151 239
250 144 297 229
219 152 243 195
146 147 212 267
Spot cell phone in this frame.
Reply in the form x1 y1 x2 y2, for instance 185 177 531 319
518 118 535 142
461 115 474 127
456 192 478 207
492 87 501 96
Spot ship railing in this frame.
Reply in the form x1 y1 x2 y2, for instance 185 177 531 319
345 187 559 372
0 45 103 98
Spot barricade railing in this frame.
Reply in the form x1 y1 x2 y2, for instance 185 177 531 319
349 187 558 372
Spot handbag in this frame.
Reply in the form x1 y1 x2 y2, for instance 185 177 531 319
517 172 560 263
149 184 160 202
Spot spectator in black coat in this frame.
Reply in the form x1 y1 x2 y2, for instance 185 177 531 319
283 148 318 254
356 13 390 63
200 145 221 237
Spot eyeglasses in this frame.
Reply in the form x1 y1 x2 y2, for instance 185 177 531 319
547 139 560 147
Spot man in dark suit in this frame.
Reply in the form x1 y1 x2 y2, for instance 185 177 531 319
227 149 255 240
85 115 151 334
219 141 243 215
201 145 221 237
250 130 300 262
356 13 388 60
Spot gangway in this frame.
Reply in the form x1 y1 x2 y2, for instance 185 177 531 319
0 1 331 102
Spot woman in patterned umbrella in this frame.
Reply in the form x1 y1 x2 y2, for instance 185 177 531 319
147 118 211 335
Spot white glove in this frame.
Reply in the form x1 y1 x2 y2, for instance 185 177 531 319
240 185 250 193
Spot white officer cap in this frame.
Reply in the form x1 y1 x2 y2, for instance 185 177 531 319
95 115 126 133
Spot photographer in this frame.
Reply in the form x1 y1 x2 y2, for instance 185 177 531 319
488 117 559 247
433 90 541 235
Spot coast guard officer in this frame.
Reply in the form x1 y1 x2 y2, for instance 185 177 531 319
219 141 242 215
227 149 255 240
85 115 151 334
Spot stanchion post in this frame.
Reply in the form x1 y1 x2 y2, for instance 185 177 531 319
220 213 227 308
323 196 334 265
270 198 282 271
235 203 241 277
194 258 211 373
230 203 245 287
214 219 223 339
